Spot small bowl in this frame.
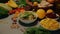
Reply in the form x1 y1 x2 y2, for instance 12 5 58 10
46 13 59 20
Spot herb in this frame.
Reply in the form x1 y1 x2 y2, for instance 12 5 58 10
24 27 51 34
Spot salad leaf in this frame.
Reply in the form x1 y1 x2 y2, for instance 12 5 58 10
24 27 51 34
16 0 27 7
20 12 33 18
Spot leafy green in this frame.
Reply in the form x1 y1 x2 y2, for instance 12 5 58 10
30 0 42 3
16 0 27 7
20 12 33 18
24 27 51 34
0 7 8 15
16 0 42 7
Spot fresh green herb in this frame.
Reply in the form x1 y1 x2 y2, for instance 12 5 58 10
24 27 51 34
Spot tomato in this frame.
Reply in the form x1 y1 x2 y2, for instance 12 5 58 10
9 8 25 15
9 10 13 15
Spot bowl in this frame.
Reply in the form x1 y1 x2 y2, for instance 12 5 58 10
46 13 59 20
18 11 37 24
0 14 9 19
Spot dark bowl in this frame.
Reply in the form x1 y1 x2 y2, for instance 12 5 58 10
0 14 9 19
18 19 38 27
18 18 41 27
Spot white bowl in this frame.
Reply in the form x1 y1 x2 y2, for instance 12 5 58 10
18 11 37 24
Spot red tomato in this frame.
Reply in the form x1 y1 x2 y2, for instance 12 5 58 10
9 10 13 14
9 8 25 14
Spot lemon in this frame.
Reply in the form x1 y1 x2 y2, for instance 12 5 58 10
36 9 46 19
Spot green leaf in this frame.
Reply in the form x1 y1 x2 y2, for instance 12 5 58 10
0 7 8 15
